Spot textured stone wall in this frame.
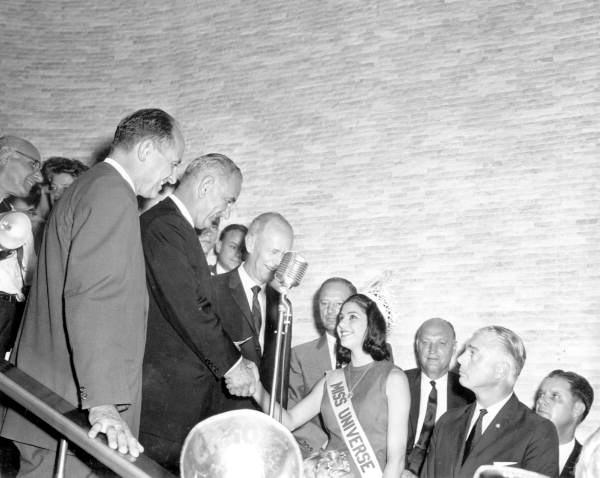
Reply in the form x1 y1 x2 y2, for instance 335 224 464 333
2 0 599 440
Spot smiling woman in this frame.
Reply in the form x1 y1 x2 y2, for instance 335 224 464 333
252 293 411 478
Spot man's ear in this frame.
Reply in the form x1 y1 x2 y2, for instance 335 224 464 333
0 147 12 166
136 139 154 162
197 175 215 198
573 400 586 423
215 239 223 255
245 233 255 256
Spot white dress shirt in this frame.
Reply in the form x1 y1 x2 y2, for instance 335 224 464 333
467 392 512 437
326 332 337 369
559 438 575 473
414 372 449 446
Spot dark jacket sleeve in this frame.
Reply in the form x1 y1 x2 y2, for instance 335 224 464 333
143 213 240 378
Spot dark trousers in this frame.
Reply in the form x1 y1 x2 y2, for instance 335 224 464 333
0 299 24 358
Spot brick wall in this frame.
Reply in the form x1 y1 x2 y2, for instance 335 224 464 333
2 0 599 440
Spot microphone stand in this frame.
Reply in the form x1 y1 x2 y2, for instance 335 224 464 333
268 290 293 421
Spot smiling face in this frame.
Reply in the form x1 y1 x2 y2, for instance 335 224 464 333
416 319 456 380
0 145 43 198
336 300 368 352
216 228 245 271
244 219 293 285
136 128 185 199
195 172 242 230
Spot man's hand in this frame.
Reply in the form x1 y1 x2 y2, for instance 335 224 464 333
224 357 258 397
88 404 144 458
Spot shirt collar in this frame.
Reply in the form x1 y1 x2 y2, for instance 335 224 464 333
239 261 263 290
169 193 194 228
103 158 135 193
476 391 512 418
421 371 448 390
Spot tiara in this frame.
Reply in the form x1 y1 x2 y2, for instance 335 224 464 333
361 270 394 331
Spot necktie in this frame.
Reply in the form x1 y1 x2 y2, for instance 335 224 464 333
462 408 488 464
407 380 437 475
251 285 262 334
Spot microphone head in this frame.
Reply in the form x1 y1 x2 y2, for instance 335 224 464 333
0 212 32 250
275 252 308 290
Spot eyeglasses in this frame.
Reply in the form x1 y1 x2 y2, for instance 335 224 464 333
13 150 41 170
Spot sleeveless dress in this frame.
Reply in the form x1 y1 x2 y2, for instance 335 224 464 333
319 360 397 476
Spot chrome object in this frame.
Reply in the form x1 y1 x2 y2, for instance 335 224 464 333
180 409 302 478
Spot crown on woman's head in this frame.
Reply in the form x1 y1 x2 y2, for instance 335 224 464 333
361 270 394 331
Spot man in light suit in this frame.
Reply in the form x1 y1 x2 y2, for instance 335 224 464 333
535 370 594 478
287 277 356 457
1 109 184 476
140 154 258 474
403 318 475 476
422 325 559 478
212 212 294 411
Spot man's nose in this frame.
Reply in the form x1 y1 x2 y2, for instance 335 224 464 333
31 171 43 183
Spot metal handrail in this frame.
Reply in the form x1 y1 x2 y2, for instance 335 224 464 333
0 359 176 478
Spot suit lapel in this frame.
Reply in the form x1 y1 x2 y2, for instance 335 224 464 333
408 371 421 441
313 334 331 371
228 269 257 336
460 394 519 472
455 403 477 476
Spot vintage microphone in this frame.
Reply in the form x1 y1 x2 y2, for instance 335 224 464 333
268 252 308 420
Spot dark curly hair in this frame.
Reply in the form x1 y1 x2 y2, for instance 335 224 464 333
336 293 390 365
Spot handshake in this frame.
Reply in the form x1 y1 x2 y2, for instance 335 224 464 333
224 357 261 397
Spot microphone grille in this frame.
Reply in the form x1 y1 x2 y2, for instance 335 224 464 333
275 252 308 289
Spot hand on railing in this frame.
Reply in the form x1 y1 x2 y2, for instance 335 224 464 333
88 404 144 458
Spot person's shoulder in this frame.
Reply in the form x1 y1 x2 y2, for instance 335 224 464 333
292 336 322 354
404 367 420 379
212 267 239 287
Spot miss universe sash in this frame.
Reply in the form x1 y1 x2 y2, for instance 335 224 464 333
325 369 383 478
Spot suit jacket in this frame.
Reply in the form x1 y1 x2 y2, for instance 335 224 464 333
211 267 288 411
422 393 559 478
560 440 581 478
406 368 475 460
1 162 148 450
288 335 331 456
139 197 240 452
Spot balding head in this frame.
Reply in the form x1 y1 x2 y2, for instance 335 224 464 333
244 212 293 285
0 136 42 199
415 318 457 379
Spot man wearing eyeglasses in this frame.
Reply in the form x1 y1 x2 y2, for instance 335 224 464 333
0 136 43 213
0 136 42 355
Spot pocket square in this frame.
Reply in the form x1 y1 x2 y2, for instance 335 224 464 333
493 462 518 467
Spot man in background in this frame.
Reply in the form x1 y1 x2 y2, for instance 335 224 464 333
1 108 183 476
212 212 294 410
422 325 559 478
0 136 42 357
403 318 474 476
211 223 247 274
288 277 356 457
535 369 594 478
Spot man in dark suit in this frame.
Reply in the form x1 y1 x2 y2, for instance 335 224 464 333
140 153 258 473
535 369 594 478
1 109 183 476
422 325 559 478
288 277 356 457
212 212 294 411
403 318 475 476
